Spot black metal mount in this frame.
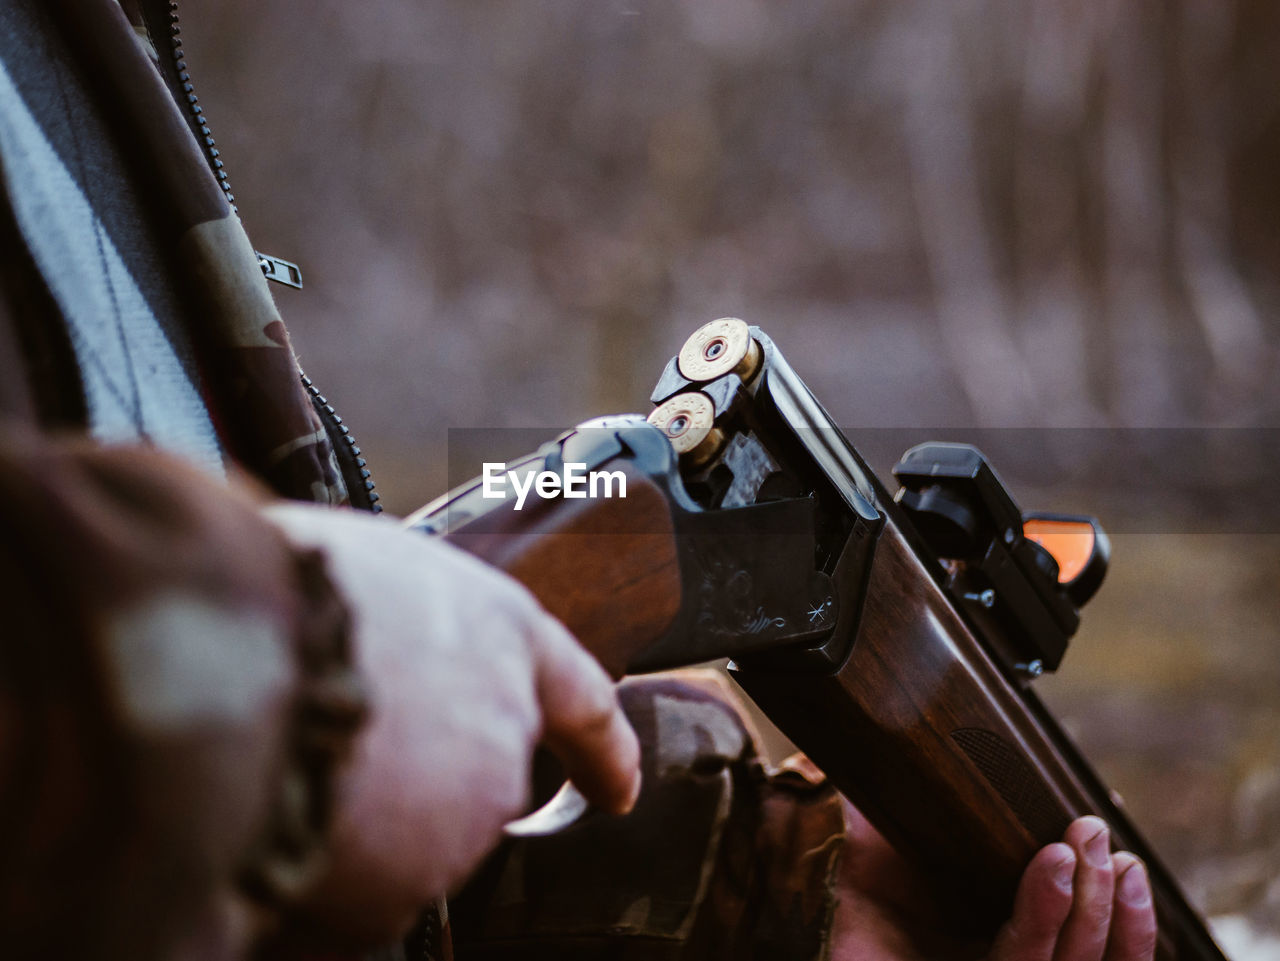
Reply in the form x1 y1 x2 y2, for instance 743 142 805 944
891 443 1109 674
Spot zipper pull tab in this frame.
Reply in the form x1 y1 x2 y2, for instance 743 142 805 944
258 252 304 289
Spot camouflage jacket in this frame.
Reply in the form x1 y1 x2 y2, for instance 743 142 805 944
447 671 847 961
0 0 368 506
0 1 368 957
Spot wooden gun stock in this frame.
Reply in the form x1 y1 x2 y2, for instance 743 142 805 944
442 461 682 680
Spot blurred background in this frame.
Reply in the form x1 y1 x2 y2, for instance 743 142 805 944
186 0 1279 950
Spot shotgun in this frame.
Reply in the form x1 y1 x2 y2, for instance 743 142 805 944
406 318 1227 961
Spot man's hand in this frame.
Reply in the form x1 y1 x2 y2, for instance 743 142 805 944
987 817 1156 961
265 504 642 944
833 802 1157 961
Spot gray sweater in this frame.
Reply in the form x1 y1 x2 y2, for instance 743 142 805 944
0 0 223 476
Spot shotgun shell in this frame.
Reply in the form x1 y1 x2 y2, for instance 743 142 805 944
648 391 724 468
677 317 762 383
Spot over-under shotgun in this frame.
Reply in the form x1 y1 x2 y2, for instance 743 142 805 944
408 319 1227 961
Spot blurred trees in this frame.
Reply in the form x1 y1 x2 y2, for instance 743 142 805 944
191 0 1280 466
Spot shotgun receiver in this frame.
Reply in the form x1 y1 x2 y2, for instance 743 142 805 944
407 319 1227 961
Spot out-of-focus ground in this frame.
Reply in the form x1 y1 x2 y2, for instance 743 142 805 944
1041 533 1280 950
186 0 1280 951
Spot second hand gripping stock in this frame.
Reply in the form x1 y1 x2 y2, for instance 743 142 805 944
406 319 1228 961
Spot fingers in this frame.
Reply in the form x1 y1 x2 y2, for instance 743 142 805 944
989 817 1158 961
1104 854 1157 961
1054 815 1117 961
988 842 1077 961
526 611 642 816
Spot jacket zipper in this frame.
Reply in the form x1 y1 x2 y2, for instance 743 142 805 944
143 0 381 512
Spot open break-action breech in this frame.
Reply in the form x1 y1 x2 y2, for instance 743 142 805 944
407 319 1228 961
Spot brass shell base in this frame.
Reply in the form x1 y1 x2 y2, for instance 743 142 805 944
647 391 724 467
677 317 762 384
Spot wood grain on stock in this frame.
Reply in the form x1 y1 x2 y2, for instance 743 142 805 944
737 522 1183 958
443 461 682 680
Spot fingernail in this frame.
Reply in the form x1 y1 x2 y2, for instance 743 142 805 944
1085 825 1111 868
1054 852 1076 892
620 768 643 814
1119 861 1151 907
